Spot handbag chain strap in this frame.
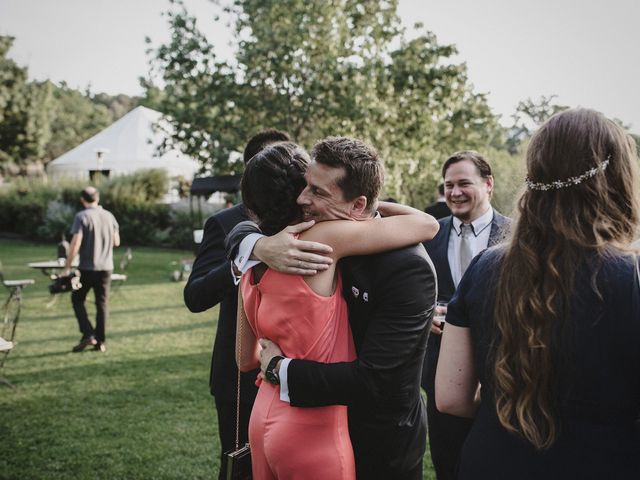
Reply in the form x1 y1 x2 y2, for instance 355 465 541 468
234 287 246 450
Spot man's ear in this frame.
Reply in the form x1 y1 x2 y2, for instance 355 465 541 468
350 195 368 218
486 175 494 196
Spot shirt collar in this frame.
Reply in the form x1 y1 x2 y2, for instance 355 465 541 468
452 207 494 237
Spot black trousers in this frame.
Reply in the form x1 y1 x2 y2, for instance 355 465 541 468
71 270 111 343
215 396 252 480
356 457 423 480
426 392 473 480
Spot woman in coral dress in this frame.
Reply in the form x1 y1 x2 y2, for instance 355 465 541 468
236 141 439 479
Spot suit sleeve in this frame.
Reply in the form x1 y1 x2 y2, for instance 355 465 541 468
287 252 437 408
183 215 235 313
225 220 262 260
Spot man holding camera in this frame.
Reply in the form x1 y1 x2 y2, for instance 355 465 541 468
63 186 120 353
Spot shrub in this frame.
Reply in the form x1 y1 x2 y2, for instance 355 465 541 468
0 178 61 237
167 207 197 249
102 169 169 205
0 172 175 246
37 200 76 241
111 202 171 246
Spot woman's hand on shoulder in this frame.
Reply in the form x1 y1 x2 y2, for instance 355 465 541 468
254 221 333 275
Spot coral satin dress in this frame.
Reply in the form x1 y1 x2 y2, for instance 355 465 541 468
241 268 356 480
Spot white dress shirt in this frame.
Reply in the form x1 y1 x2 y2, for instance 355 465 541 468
447 207 493 287
232 233 264 284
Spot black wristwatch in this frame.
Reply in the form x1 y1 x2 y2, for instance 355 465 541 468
265 355 285 385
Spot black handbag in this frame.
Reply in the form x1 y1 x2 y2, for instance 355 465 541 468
220 443 252 480
219 288 252 480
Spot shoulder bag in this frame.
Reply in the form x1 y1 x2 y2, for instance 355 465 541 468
220 287 252 480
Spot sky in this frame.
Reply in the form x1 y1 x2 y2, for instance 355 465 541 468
1 0 639 133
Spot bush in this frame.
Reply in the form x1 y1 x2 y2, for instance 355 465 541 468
37 200 76 241
0 171 184 248
110 201 172 246
102 169 169 205
167 206 198 249
0 178 62 237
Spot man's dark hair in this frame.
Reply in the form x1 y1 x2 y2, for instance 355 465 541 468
243 129 291 163
311 137 383 213
438 183 445 196
80 187 99 203
442 150 492 179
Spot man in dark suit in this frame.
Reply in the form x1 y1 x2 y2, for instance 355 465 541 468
421 150 511 480
183 129 291 478
228 137 437 479
424 183 452 219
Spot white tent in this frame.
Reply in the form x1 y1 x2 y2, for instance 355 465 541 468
46 106 200 180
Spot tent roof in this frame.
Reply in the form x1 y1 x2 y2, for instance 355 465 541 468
190 175 242 196
47 106 200 179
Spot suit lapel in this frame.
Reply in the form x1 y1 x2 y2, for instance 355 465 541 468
435 217 455 298
488 210 509 247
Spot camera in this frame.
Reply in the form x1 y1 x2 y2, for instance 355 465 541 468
48 271 82 294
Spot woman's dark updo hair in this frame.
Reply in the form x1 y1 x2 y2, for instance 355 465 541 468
241 142 310 235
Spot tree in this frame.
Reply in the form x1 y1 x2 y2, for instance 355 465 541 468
91 92 139 120
44 82 114 162
0 36 139 176
506 95 569 154
147 0 505 206
0 36 55 174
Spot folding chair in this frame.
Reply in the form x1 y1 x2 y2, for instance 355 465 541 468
111 248 132 294
0 261 35 387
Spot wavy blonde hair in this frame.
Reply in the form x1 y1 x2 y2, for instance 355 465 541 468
493 108 640 449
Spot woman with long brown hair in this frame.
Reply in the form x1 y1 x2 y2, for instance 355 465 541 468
436 108 640 479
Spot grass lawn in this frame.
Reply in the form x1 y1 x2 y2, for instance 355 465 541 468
0 238 436 479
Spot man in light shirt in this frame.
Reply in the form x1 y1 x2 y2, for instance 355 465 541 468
64 187 120 353
421 150 511 480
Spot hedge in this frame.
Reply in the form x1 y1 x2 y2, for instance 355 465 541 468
0 170 213 249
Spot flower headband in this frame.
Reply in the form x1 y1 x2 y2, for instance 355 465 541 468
525 155 611 191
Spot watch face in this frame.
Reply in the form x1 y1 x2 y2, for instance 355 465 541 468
265 356 282 385
265 370 279 385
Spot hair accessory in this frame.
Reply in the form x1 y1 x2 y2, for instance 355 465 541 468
525 155 611 191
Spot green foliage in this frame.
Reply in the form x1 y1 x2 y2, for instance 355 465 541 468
487 146 527 216
45 82 114 162
109 201 172 246
505 95 569 154
147 0 505 207
0 35 139 176
101 168 170 205
0 37 56 172
153 206 195 250
0 170 192 249
91 91 139 120
0 178 63 236
36 200 76 241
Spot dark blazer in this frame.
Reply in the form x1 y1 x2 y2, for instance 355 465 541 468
421 209 511 395
424 200 452 220
184 204 259 403
287 245 437 478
